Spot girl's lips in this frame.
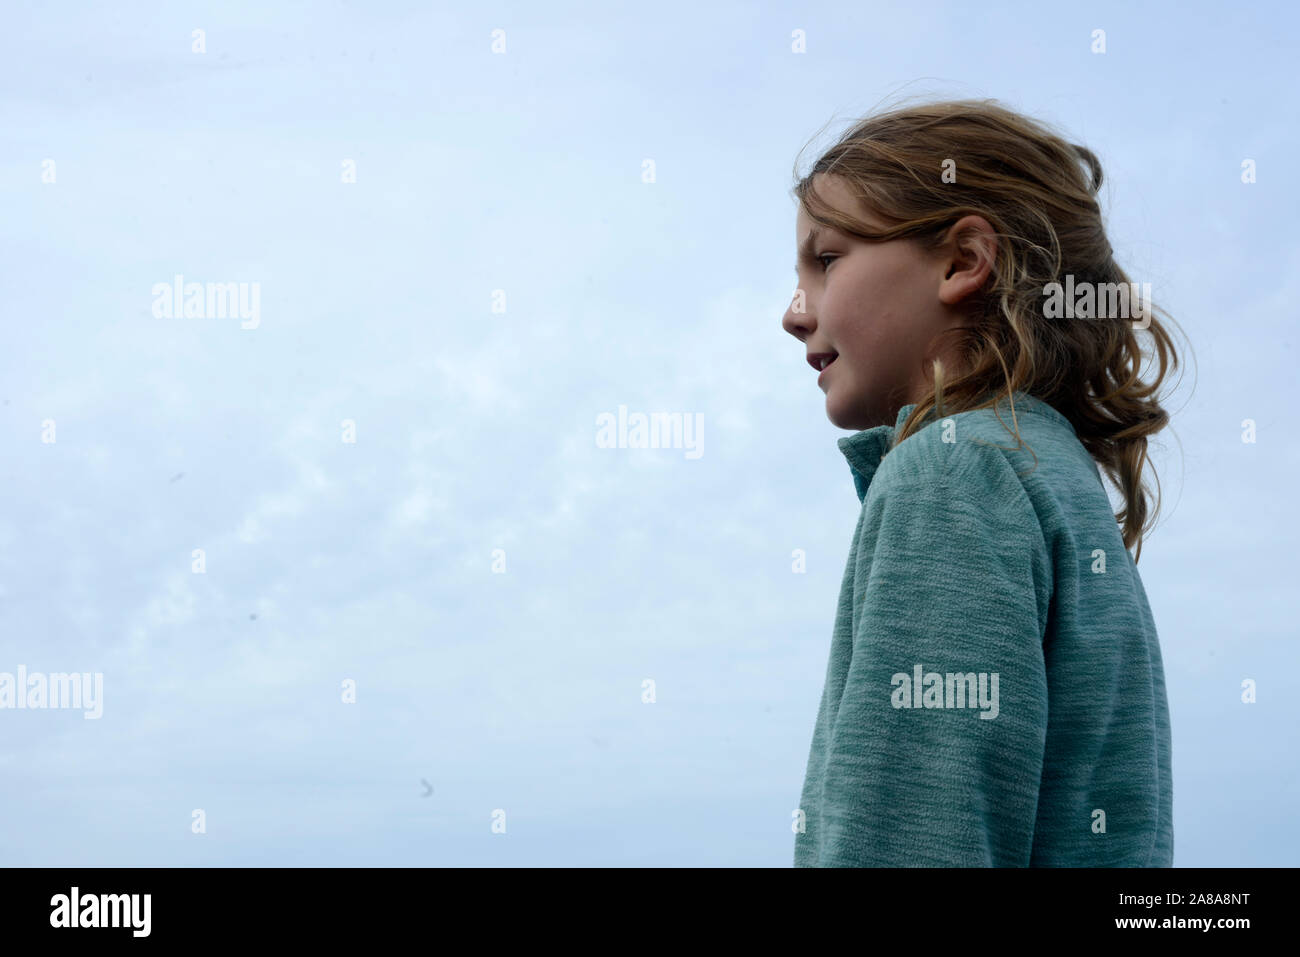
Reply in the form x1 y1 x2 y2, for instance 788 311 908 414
817 356 837 387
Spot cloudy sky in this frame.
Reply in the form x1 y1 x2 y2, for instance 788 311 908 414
2 0 1296 866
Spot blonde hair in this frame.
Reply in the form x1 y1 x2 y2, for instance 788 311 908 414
792 97 1186 561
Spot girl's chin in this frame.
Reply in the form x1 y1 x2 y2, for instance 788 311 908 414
825 389 879 431
825 399 862 431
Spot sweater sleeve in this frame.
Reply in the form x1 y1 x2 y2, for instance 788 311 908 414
813 444 1052 866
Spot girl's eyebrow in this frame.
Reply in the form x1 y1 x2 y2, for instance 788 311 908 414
794 226 824 273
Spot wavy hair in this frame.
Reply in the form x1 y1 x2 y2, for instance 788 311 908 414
792 97 1186 561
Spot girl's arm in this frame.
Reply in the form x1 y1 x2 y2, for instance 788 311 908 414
814 443 1052 866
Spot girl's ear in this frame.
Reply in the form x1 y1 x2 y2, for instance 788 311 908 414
938 215 997 306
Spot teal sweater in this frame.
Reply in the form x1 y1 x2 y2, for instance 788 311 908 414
794 392 1173 867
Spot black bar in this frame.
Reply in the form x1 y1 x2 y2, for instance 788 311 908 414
0 866 1276 942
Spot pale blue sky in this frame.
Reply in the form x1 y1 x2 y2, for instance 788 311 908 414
1 0 1297 866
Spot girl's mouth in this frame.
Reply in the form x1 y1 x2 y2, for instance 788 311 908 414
808 352 838 372
818 359 836 389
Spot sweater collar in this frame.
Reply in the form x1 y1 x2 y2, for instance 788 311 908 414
836 392 1074 503
838 402 919 503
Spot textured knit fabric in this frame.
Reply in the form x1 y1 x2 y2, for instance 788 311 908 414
794 391 1173 867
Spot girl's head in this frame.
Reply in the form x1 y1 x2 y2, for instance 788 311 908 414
782 97 1183 559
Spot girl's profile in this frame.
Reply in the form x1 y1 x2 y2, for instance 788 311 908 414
785 98 1181 867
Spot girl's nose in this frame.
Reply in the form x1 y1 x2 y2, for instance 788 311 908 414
783 296 814 339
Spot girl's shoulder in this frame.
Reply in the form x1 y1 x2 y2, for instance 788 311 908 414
875 392 1097 501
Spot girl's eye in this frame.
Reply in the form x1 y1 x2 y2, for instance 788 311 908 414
817 254 837 270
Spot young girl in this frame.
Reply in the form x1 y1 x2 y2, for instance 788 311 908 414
784 99 1180 867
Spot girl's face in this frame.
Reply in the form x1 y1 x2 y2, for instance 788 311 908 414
782 173 984 431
